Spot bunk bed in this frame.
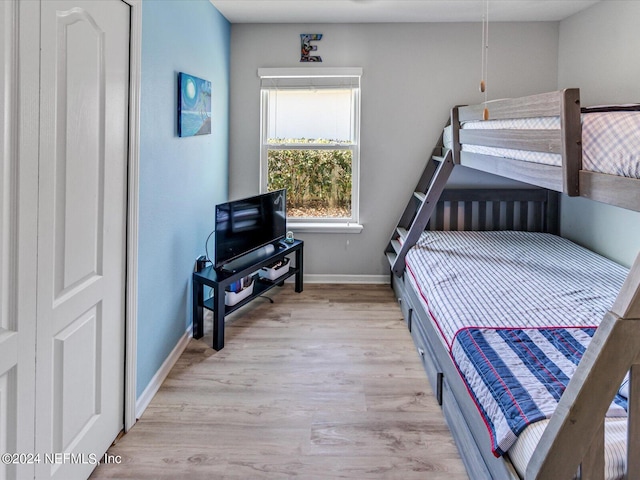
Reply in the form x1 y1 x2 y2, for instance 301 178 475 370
448 89 640 211
385 89 640 479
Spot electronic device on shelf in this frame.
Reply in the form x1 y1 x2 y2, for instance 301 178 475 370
214 189 286 270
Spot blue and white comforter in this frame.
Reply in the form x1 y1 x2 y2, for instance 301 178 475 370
452 326 627 456
405 231 630 456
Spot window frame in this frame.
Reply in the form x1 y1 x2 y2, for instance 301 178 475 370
258 67 362 232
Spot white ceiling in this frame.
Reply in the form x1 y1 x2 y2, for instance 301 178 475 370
209 0 600 24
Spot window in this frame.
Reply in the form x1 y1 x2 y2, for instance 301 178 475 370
259 68 362 232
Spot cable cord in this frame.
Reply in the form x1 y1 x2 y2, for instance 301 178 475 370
204 229 215 266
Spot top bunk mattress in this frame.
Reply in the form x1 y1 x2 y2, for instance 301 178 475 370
443 110 640 179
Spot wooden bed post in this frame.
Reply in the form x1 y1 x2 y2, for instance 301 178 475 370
451 106 461 165
580 419 604 480
613 253 640 480
627 363 640 479
560 88 582 196
545 191 559 235
526 253 640 480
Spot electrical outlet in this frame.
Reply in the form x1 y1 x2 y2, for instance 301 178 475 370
195 255 208 272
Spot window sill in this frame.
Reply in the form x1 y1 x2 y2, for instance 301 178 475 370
288 222 364 234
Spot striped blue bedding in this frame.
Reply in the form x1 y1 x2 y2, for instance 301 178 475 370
452 326 627 456
405 231 630 457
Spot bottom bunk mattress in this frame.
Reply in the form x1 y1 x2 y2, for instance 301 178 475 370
508 417 628 479
404 230 630 477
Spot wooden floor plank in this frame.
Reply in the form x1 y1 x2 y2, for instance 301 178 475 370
90 284 467 479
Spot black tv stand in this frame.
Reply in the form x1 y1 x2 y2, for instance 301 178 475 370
192 239 303 350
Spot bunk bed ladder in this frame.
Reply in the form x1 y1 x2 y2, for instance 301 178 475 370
385 146 454 277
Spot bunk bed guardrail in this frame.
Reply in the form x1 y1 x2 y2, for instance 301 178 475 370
451 88 582 197
451 88 640 212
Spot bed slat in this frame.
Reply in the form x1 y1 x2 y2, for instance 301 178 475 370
450 202 458 230
492 202 500 231
531 203 542 231
458 90 569 123
460 152 564 192
519 201 528 230
459 129 562 154
425 188 558 234
546 192 559 235
477 201 487 230
435 202 445 230
505 202 514 230
463 201 473 230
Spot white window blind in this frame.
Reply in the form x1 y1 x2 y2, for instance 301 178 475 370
258 68 362 229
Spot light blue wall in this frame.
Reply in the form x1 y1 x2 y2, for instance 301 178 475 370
558 1 640 267
137 0 230 398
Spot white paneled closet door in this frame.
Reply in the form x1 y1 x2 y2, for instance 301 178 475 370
34 1 130 479
0 2 36 479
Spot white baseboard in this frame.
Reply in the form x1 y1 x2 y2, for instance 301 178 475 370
135 327 191 419
301 274 389 284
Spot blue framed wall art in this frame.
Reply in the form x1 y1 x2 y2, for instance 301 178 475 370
178 72 212 137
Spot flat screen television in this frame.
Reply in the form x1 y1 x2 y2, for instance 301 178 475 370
214 189 287 269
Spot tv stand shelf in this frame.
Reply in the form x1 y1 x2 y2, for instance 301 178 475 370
192 239 303 350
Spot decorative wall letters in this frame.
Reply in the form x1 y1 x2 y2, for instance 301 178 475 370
300 34 322 62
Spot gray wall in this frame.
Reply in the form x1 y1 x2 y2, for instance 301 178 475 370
558 1 640 267
137 0 229 397
229 22 559 278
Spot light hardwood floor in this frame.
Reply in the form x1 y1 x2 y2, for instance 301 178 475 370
90 284 468 479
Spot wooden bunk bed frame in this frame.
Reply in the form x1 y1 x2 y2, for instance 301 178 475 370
452 88 640 212
386 89 640 479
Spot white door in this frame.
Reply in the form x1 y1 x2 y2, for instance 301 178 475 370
34 1 130 479
2 1 41 479
1 3 36 480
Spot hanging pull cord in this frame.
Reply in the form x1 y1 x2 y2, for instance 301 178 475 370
480 5 486 93
480 0 489 120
